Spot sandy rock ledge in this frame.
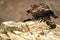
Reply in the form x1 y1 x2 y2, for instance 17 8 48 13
0 21 60 40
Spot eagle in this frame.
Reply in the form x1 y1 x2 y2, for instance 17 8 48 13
24 3 58 29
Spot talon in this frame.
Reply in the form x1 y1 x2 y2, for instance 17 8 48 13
49 22 56 29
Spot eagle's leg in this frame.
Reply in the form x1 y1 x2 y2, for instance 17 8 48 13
44 16 56 29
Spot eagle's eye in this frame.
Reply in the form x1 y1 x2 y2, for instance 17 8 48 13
27 10 30 13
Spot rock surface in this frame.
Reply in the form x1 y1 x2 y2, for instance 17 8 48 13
0 21 60 40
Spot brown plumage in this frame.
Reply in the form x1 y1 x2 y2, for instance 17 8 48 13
26 3 58 29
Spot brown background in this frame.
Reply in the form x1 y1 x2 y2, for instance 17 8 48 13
0 0 60 24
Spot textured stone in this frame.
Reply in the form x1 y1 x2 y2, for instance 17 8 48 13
0 21 60 40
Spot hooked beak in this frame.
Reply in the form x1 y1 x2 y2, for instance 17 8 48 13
26 10 30 15
26 13 29 15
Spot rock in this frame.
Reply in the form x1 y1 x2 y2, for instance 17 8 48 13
13 31 22 35
0 21 60 40
2 21 16 27
0 33 9 40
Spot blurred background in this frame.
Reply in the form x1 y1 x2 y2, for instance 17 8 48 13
0 0 60 24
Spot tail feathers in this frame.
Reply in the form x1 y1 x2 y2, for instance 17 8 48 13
53 15 58 19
